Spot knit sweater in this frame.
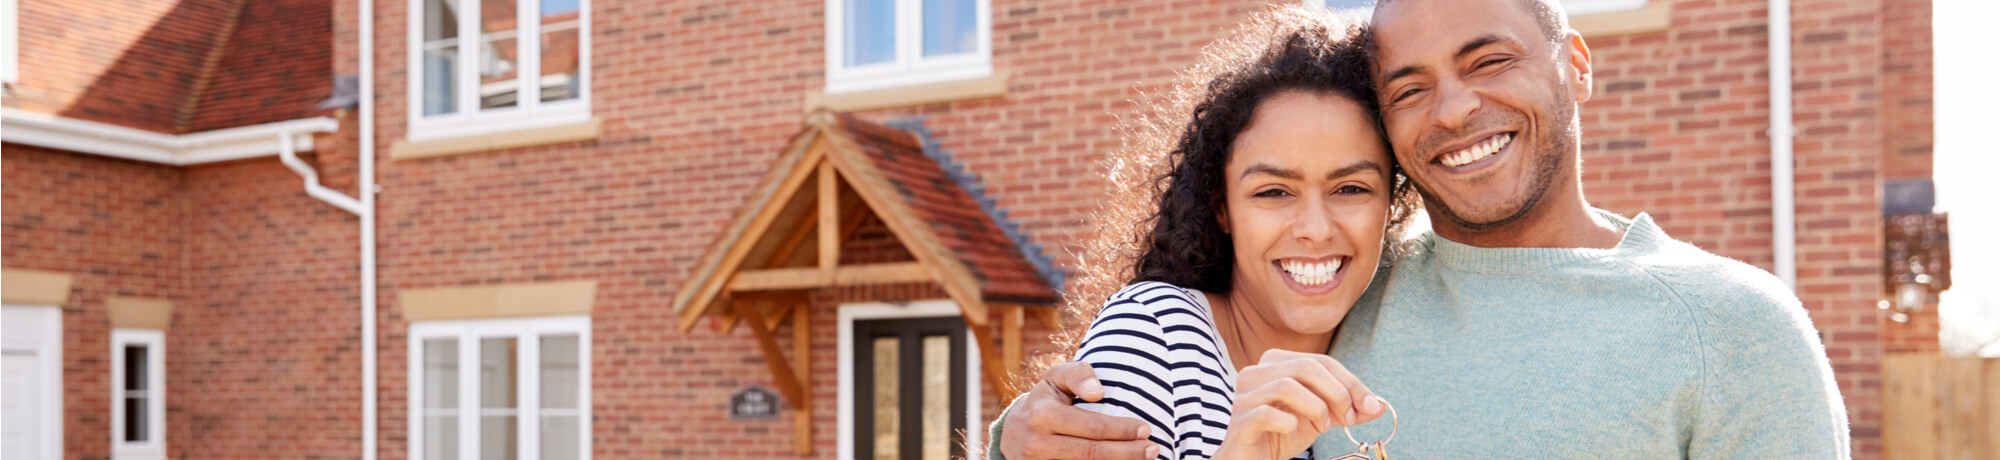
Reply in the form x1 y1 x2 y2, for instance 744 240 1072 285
992 211 1850 459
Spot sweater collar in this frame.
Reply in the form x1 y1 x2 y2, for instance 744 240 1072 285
1420 209 1664 273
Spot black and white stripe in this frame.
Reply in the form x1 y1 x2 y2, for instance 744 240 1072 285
1073 282 1309 460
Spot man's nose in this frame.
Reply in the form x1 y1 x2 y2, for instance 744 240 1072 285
1429 80 1481 131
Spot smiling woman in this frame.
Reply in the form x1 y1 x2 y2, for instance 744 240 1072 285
1027 6 1419 460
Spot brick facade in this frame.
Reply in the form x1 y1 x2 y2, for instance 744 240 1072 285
3 0 1937 458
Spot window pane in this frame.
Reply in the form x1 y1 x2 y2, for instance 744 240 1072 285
124 345 147 391
539 335 579 409
423 416 459 460
480 338 517 460
423 0 460 116
844 0 895 67
870 337 898 460
481 415 518 460
481 338 517 409
538 0 581 102
920 335 951 460
539 415 579 460
124 397 146 441
920 0 975 57
479 0 520 109
424 338 459 409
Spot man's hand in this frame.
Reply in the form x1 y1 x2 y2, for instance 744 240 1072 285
1213 350 1385 460
1000 361 1161 460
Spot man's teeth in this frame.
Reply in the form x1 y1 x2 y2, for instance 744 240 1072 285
1281 259 1344 286
1440 133 1513 167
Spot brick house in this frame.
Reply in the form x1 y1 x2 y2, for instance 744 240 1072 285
0 0 1935 459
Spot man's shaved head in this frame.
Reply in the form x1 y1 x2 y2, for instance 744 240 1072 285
1376 0 1570 45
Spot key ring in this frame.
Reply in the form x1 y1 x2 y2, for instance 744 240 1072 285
1341 398 1397 451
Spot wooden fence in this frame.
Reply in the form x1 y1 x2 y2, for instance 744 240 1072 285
1881 355 2000 459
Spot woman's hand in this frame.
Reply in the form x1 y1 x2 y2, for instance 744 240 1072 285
1213 349 1385 460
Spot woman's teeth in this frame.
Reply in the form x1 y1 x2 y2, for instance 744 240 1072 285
1281 259 1343 286
1440 132 1513 167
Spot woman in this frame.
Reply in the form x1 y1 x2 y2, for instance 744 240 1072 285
1065 7 1418 460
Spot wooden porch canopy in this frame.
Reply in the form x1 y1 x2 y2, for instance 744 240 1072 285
672 110 1059 444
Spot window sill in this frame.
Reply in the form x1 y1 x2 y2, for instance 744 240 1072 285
399 279 598 321
1571 0 1671 37
391 118 602 160
805 73 1009 113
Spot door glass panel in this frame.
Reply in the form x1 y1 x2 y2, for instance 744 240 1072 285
920 0 975 57
423 0 460 115
481 338 518 460
123 344 148 442
123 397 146 442
871 337 899 460
479 0 521 109
124 345 147 390
921 335 951 460
844 0 895 67
537 0 581 102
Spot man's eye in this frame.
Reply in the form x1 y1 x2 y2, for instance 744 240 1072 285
1476 56 1509 70
1394 87 1422 102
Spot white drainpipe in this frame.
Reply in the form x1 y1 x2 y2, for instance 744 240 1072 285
359 0 381 455
1769 0 1797 289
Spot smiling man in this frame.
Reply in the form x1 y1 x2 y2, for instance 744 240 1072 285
987 0 1851 458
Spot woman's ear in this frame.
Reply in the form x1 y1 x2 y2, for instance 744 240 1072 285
1215 204 1231 234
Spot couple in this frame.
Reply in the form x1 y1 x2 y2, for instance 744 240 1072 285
991 0 1849 459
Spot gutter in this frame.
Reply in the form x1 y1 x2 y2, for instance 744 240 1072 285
0 108 338 165
1770 0 1797 289
359 0 380 455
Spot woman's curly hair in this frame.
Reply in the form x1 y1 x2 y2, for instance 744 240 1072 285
1027 5 1421 382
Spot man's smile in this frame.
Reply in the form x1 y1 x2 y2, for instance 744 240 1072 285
1433 131 1516 172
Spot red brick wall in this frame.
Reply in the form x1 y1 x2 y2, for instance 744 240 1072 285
3 144 188 460
166 157 361 459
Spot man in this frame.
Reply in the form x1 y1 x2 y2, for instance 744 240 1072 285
990 0 1850 457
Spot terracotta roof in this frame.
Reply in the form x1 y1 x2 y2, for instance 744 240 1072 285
50 0 334 134
831 113 1058 304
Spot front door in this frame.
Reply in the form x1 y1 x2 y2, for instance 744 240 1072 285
2 304 62 460
851 317 968 460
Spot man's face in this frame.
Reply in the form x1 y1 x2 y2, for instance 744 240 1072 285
1370 0 1590 232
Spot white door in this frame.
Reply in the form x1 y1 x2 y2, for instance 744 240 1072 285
2 304 63 460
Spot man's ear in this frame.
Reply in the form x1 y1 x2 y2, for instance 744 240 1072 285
1565 31 1594 103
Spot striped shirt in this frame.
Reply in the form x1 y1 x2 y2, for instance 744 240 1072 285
1074 282 1311 460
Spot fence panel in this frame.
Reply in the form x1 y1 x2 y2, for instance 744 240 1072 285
1882 355 1999 460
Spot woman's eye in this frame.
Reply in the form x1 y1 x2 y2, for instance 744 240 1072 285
1253 189 1290 198
1335 185 1373 195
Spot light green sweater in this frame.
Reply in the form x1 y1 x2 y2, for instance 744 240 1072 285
991 211 1850 459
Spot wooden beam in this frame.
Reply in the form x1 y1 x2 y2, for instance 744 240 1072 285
792 303 813 455
1000 304 1023 380
728 262 933 292
1026 305 1059 330
965 312 1018 402
676 142 829 332
734 297 807 410
819 136 989 325
818 161 839 284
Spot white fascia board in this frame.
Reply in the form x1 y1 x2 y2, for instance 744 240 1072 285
0 108 339 165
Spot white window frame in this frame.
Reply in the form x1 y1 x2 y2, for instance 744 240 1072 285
406 315 591 460
405 0 592 142
834 300 981 460
1562 0 1648 16
823 0 993 94
2 0 19 83
3 304 64 460
110 328 166 460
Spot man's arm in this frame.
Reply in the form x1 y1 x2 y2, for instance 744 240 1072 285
1684 269 1850 458
988 361 1159 460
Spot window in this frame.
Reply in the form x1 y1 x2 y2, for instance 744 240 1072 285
824 0 991 94
837 301 981 460
1302 0 1375 9
409 0 589 141
1562 0 1648 15
110 329 165 460
408 316 589 460
2 0 17 83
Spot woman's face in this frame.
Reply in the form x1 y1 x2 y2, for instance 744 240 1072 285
1220 90 1393 334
